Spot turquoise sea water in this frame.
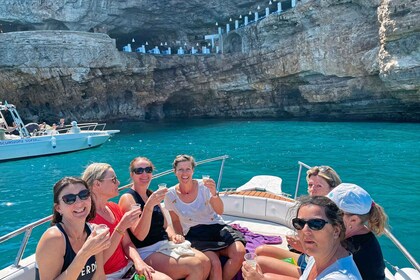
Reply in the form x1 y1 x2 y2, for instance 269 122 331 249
0 119 419 270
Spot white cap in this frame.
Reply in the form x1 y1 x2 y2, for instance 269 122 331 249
327 183 373 215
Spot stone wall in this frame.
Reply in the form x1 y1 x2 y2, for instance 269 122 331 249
0 0 419 122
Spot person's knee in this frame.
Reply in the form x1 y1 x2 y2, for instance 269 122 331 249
255 244 267 255
230 244 246 264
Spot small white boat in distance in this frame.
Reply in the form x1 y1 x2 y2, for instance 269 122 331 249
0 101 119 161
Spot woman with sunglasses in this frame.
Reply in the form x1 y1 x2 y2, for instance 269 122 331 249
82 163 170 280
254 166 342 278
36 177 110 280
243 196 362 280
164 154 246 280
119 156 211 280
328 183 387 280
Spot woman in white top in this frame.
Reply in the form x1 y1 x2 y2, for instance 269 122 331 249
164 154 246 280
242 196 362 280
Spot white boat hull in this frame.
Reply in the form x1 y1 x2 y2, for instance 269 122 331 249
0 131 117 161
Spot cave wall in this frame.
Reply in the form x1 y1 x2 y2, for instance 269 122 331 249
0 0 419 123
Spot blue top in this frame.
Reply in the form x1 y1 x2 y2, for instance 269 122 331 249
300 254 362 280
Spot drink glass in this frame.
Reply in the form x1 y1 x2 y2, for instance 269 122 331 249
158 183 167 190
285 229 297 238
95 224 109 234
131 203 142 211
202 175 210 183
244 252 257 268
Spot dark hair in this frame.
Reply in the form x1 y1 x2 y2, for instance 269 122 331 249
296 196 346 245
129 156 155 174
51 177 96 225
172 154 196 169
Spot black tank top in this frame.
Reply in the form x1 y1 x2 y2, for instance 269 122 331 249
36 223 97 280
126 189 168 247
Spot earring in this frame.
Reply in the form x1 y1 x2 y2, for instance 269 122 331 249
349 225 352 229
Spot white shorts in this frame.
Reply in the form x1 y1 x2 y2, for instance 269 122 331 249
137 240 167 260
106 261 133 280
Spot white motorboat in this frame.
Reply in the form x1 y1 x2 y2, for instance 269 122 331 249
0 156 418 280
0 101 119 161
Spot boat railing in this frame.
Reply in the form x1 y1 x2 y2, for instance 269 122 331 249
0 155 229 269
294 161 420 274
30 122 108 136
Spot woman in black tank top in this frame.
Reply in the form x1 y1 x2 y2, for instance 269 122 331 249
35 177 111 280
119 157 211 280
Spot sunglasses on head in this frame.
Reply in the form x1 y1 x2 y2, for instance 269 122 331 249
292 218 329 231
61 189 91 205
100 176 118 184
132 166 153 175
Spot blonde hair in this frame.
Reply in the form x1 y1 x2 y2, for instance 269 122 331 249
357 203 388 235
172 154 196 169
306 165 342 189
81 163 112 188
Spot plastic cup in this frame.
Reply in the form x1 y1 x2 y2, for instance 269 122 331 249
244 252 257 268
202 175 210 184
158 183 167 190
131 203 142 210
95 224 108 234
285 229 297 238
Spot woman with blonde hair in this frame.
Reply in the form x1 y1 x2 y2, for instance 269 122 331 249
328 183 387 279
82 163 169 280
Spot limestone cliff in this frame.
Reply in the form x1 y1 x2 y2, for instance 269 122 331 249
0 0 419 122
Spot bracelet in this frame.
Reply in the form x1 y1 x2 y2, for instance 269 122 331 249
211 192 219 198
115 227 125 236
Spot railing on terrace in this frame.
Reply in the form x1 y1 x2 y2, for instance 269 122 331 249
121 0 297 55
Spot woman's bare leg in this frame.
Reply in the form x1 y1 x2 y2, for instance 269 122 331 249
218 241 246 280
146 252 204 279
204 251 222 280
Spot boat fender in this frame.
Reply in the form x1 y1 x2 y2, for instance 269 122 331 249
51 136 57 148
394 268 420 280
87 136 92 147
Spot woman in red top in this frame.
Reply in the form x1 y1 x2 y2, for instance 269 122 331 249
82 163 171 280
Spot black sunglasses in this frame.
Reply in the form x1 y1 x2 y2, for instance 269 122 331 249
132 166 153 174
292 218 329 231
61 189 91 205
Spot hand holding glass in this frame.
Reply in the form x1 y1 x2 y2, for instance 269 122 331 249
95 224 109 234
131 203 142 210
244 252 257 268
158 183 167 190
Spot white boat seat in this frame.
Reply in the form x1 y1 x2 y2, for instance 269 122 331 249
237 175 283 195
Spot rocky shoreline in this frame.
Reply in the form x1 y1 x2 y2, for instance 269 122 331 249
0 0 419 123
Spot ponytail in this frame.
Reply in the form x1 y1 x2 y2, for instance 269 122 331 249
360 202 388 235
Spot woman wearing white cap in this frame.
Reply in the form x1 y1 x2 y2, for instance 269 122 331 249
328 183 388 280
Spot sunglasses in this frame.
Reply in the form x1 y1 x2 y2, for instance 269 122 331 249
313 166 336 187
292 218 329 231
61 189 91 205
100 176 118 184
132 166 153 174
